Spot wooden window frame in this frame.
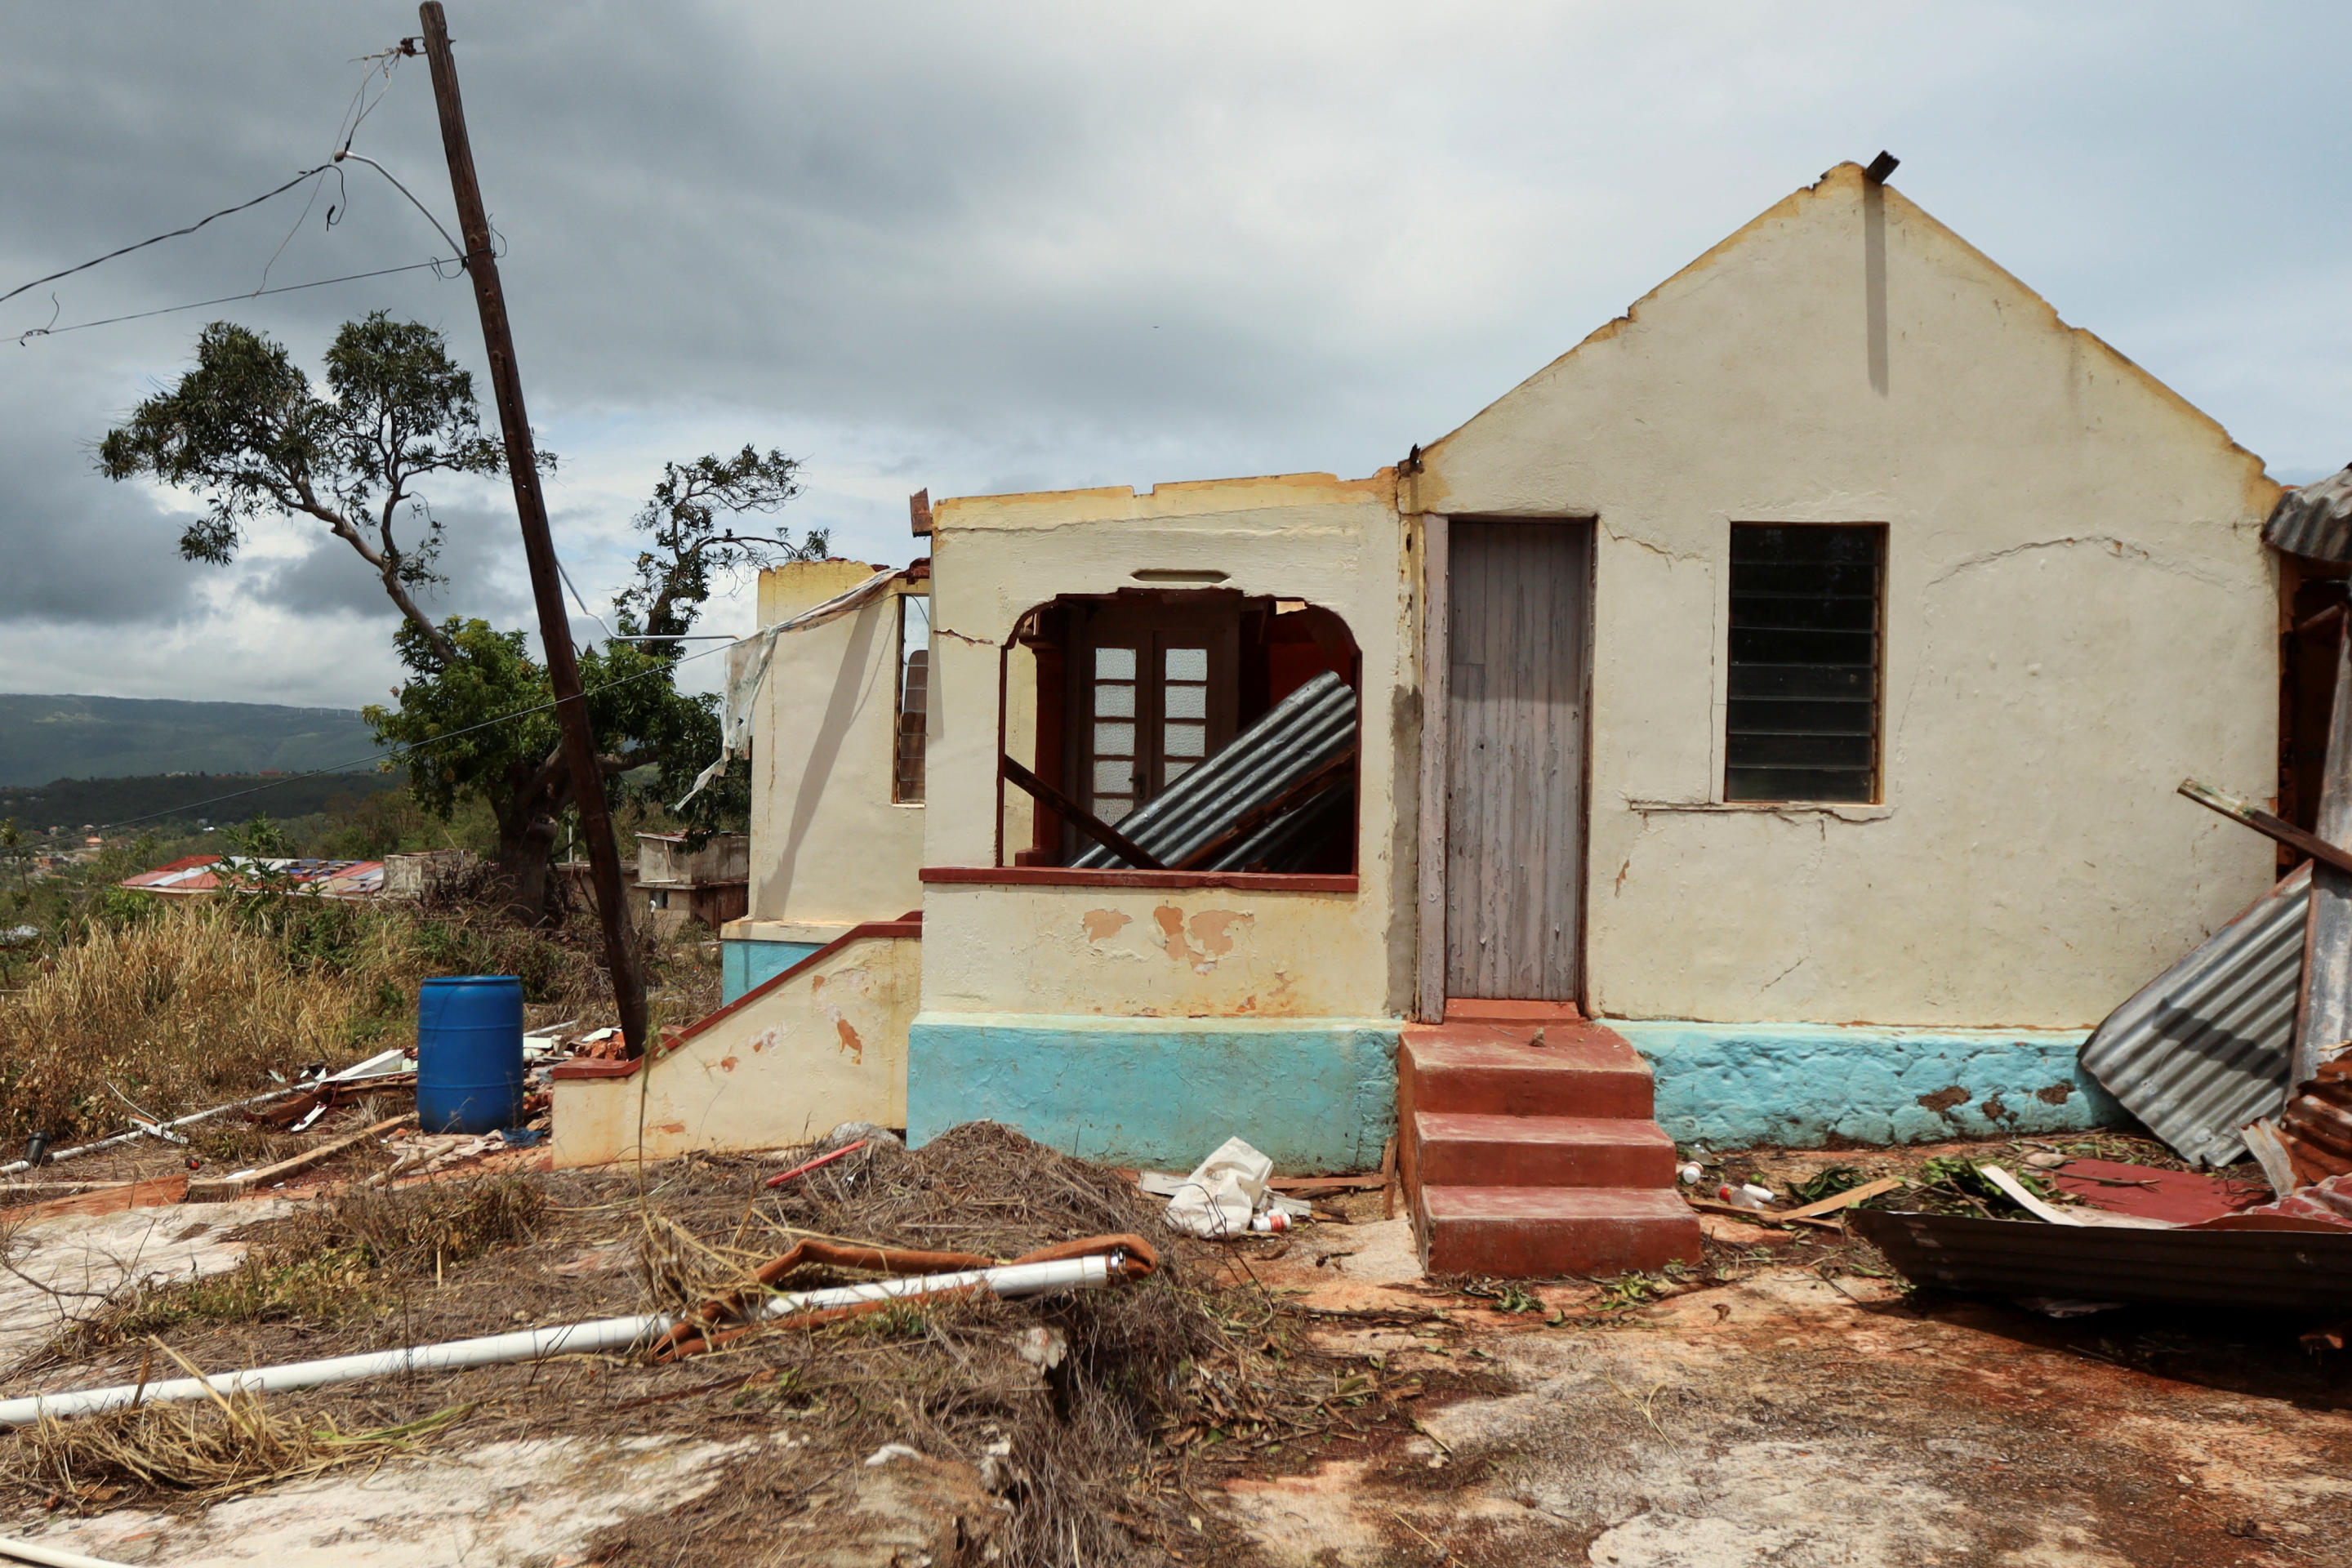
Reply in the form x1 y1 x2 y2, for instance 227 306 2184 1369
1722 522 1886 805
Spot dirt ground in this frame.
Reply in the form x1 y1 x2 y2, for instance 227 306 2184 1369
1225 1211 2352 1567
0 1134 2342 1567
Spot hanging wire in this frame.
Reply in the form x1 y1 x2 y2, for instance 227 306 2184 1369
0 167 339 310
15 257 463 345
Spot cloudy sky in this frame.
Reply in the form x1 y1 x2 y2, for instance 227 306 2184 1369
4 1 2348 710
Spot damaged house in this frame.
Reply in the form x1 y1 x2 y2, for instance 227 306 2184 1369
554 159 2287 1274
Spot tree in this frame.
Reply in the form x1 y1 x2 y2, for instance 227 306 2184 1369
103 315 827 920
617 446 827 646
97 314 522 668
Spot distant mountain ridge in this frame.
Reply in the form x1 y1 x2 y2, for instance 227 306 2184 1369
0 693 379 786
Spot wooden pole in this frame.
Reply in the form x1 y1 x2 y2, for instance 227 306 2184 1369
417 2 648 1055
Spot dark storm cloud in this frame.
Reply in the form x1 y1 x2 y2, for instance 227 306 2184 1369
7 2 2352 703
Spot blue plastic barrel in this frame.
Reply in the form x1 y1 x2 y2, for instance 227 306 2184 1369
416 976 525 1134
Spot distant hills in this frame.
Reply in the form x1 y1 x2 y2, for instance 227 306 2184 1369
0 694 380 787
1 773 401 836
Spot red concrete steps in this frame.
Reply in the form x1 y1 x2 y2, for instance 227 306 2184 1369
1401 1005 1701 1278
1411 1111 1677 1189
1419 1186 1699 1276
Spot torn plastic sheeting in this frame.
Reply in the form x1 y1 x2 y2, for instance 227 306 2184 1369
0 1254 1120 1427
1162 1137 1309 1238
675 567 901 810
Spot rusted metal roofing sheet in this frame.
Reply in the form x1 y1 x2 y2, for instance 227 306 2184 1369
118 857 385 900
2078 865 2305 1167
1072 670 1356 873
2263 466 2352 562
2276 1058 2352 1184
1851 1208 2352 1313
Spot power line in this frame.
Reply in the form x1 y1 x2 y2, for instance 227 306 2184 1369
0 166 336 310
13 256 464 345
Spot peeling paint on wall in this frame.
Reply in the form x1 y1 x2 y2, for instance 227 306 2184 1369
1081 909 1131 942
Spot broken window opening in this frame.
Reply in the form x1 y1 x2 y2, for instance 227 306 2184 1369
893 592 929 804
1725 523 1884 803
1002 590 1360 873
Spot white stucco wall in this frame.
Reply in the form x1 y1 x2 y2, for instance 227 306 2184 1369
739 560 927 937
1410 162 2283 1028
921 475 1415 1018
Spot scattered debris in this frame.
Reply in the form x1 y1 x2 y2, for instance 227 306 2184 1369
1161 1136 1311 1238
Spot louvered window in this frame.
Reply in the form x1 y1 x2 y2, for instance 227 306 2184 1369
1725 524 1882 802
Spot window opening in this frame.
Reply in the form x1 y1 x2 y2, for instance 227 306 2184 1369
893 592 929 803
1725 524 1882 803
1002 590 1361 872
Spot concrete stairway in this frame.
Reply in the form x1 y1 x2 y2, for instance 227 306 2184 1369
1401 1001 1703 1277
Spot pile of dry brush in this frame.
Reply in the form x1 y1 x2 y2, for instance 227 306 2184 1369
1 1125 1419 1568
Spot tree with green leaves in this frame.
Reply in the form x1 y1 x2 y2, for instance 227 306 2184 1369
101 315 826 920
98 313 519 668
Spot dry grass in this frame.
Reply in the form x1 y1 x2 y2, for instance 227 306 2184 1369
54 1178 549 1358
0 905 394 1142
6 1367 471 1505
0 891 709 1148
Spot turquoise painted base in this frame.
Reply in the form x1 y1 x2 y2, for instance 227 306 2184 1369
1611 1020 2124 1150
721 938 822 1004
906 1013 1399 1172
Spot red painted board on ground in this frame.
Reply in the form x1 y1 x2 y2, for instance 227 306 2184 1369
2052 1159 2267 1225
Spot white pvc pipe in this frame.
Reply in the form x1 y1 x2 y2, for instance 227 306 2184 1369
0 1535 136 1568
0 1255 1113 1426
0 1087 302 1179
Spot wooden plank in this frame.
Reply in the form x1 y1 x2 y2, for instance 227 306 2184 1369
1415 514 1450 1023
2179 779 2352 878
3 1175 189 1222
1779 1175 1904 1219
185 1114 412 1203
999 755 1165 870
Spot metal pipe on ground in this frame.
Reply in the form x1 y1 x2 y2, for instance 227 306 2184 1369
0 1255 1119 1426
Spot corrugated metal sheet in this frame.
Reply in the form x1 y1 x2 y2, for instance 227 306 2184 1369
1851 1207 2352 1313
2078 865 2306 1167
2276 1058 2352 1183
118 857 385 900
2263 466 2352 562
1072 670 1356 872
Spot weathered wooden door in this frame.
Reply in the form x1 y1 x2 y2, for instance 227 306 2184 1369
1444 520 1591 1000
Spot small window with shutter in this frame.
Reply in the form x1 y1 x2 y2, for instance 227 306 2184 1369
1725 524 1882 803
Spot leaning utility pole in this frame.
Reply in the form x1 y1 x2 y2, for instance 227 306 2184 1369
417 2 648 1054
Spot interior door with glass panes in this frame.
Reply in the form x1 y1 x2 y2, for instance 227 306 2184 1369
1073 605 1237 836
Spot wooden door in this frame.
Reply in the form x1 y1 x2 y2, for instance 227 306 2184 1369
1068 604 1239 835
1444 520 1591 1000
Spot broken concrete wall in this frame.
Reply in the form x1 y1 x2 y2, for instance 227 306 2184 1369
554 928 920 1166
728 559 929 1002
